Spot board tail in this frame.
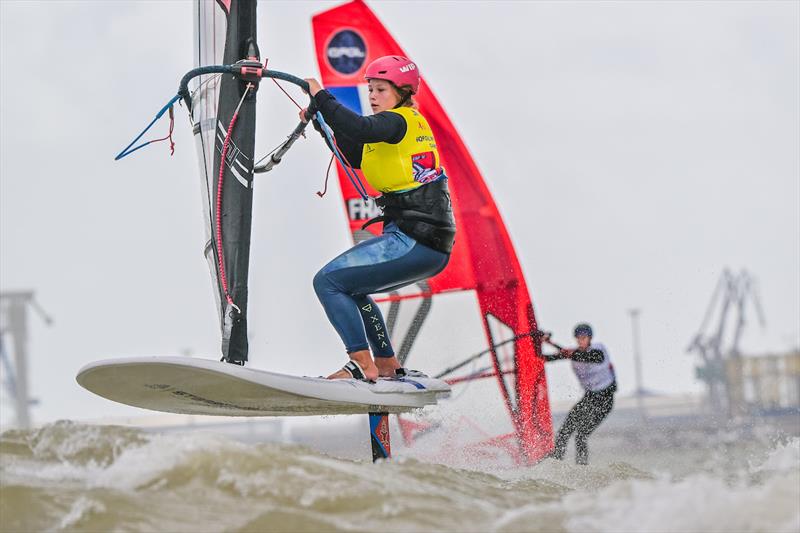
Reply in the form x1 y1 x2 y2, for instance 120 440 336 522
311 0 553 463
190 0 259 363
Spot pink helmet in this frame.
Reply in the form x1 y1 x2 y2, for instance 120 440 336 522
364 55 420 94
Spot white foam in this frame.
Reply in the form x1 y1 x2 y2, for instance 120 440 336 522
489 439 800 533
563 471 800 532
755 438 800 473
58 496 106 530
91 432 243 490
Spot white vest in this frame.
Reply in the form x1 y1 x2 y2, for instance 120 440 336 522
571 342 616 392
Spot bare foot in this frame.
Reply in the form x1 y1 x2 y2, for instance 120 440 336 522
327 350 379 381
375 356 402 378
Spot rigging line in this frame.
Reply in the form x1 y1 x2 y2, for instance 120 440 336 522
324 124 368 200
214 84 252 312
316 154 335 197
191 73 222 96
271 78 303 110
189 73 223 108
145 106 175 155
115 93 182 160
314 111 369 200
434 329 550 379
331 130 356 172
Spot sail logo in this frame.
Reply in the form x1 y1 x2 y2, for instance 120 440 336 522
217 120 252 188
347 198 381 220
326 30 367 75
328 47 364 59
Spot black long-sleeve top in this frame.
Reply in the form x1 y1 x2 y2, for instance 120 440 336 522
541 348 605 364
310 90 407 168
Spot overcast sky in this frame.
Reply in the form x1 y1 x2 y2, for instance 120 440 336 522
1 0 798 427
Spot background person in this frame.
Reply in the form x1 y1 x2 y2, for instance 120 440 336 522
541 323 617 465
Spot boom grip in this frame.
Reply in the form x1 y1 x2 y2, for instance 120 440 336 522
262 69 310 93
178 65 310 108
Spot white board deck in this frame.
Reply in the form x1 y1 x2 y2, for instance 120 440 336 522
76 356 451 416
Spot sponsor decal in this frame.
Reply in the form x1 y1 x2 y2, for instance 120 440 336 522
399 63 416 73
347 198 381 221
361 303 388 349
377 416 390 446
326 29 367 75
216 120 252 188
412 151 440 184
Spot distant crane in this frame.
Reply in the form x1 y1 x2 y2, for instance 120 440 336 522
0 291 52 429
686 269 765 413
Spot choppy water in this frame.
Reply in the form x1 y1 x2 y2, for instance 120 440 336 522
1 420 798 532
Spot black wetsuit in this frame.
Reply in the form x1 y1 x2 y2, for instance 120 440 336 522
543 346 616 465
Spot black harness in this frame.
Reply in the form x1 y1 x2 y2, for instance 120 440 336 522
362 178 457 254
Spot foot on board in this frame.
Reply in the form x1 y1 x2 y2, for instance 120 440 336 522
328 360 377 382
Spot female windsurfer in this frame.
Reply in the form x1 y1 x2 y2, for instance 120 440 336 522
300 56 456 382
541 323 617 465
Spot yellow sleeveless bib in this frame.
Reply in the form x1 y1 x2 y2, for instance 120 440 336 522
360 107 441 193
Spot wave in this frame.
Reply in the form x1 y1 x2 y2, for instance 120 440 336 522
1 421 797 532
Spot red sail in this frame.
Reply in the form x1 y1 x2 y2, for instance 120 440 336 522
311 0 552 462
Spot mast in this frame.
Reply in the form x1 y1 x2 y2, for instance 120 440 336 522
192 0 260 364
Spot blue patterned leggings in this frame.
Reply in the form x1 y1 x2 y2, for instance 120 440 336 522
313 223 449 357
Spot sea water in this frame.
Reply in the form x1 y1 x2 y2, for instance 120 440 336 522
1 420 798 532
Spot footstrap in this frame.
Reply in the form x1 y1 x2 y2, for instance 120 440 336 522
343 360 368 381
395 367 428 378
